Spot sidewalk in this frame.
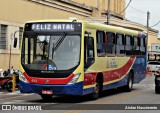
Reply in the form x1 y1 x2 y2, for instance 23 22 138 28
0 90 20 95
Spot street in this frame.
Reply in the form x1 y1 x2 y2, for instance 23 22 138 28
0 75 160 113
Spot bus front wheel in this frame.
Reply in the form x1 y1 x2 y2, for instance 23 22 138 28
91 79 100 100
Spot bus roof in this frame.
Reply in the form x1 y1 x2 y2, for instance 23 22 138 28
26 19 78 23
26 19 145 37
85 22 140 37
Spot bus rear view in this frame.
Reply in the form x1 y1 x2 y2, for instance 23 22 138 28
19 21 83 100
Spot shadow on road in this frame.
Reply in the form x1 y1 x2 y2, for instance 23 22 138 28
25 87 139 104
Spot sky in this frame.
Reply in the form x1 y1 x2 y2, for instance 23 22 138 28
126 0 160 37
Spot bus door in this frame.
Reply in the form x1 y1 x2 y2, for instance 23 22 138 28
84 31 95 87
84 33 95 70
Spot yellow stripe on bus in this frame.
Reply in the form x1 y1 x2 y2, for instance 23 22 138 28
83 84 95 89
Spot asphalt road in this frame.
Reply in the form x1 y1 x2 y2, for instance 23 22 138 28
0 75 160 113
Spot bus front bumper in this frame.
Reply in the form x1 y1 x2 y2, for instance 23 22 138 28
19 81 83 96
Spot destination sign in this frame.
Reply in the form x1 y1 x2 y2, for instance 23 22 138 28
31 23 75 32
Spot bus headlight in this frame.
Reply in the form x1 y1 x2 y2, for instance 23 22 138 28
68 73 81 85
19 71 28 83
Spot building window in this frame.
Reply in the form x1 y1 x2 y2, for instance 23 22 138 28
0 25 7 49
19 27 23 49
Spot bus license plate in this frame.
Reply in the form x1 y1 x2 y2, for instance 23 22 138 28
42 90 53 95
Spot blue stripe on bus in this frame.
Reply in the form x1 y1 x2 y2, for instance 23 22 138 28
103 75 128 90
132 56 146 83
19 81 84 96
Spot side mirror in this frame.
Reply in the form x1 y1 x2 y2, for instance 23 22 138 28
13 38 17 48
13 30 20 48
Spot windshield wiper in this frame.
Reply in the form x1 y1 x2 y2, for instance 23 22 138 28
52 33 67 58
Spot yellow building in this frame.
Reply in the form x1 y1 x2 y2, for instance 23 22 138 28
0 0 159 70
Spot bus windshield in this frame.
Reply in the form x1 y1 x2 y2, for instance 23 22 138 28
22 33 81 71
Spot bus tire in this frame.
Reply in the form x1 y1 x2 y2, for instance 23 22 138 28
41 94 52 101
91 78 100 100
125 72 133 92
155 86 160 94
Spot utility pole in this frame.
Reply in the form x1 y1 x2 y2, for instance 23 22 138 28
147 11 150 30
9 33 13 69
147 11 150 61
107 0 110 25
147 11 150 49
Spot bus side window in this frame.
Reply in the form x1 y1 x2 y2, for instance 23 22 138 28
96 31 105 56
143 37 146 47
133 37 140 55
140 37 146 55
125 35 132 55
131 36 134 46
106 32 116 56
116 34 125 55
84 36 95 70
138 37 141 47
143 37 146 55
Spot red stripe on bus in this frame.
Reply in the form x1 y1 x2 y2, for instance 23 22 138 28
84 72 98 86
23 73 74 85
84 56 135 86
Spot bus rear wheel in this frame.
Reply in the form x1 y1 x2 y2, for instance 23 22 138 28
91 79 100 100
41 94 52 101
124 73 133 92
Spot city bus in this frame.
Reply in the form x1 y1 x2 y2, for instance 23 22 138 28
17 19 147 100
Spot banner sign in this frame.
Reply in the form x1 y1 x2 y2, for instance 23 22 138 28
151 43 160 52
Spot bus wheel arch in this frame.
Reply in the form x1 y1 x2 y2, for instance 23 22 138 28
125 70 134 92
91 73 103 100
130 69 134 81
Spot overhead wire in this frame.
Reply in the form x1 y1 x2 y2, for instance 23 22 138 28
128 5 147 14
120 0 147 14
127 14 147 21
120 0 147 26
119 0 132 15
150 20 160 27
118 0 160 28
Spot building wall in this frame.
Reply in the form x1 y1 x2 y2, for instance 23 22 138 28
148 31 160 51
74 0 98 8
0 0 92 23
110 0 126 15
74 0 126 17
